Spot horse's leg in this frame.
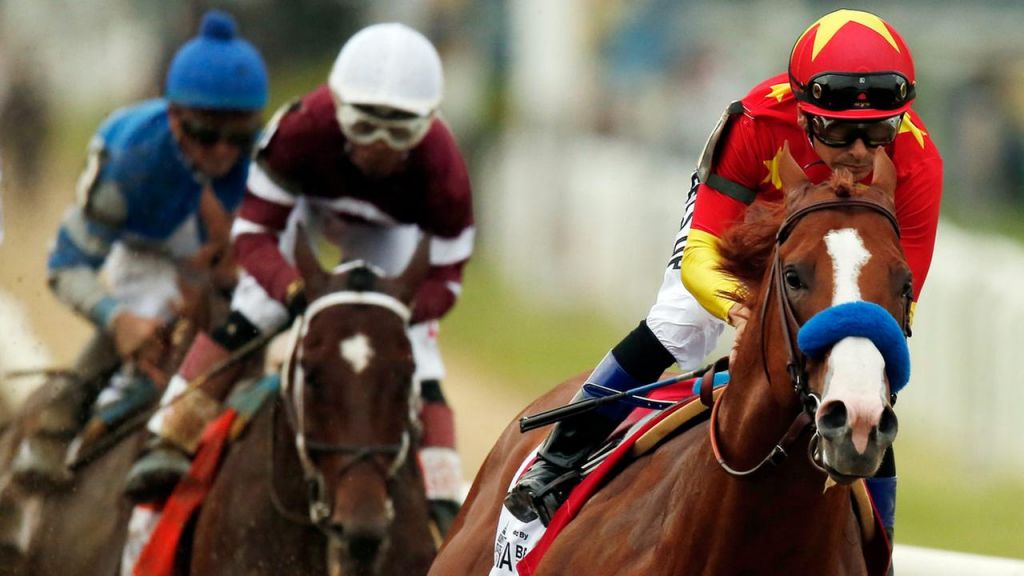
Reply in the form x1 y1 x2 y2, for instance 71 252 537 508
431 379 580 575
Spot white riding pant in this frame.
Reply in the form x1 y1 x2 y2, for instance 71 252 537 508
644 180 726 371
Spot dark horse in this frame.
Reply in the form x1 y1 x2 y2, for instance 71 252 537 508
433 147 909 575
0 275 220 576
187 233 436 575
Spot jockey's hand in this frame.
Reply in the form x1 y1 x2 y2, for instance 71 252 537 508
727 303 752 367
111 311 163 361
185 241 237 292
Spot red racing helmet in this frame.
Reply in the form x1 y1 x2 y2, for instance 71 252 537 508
789 10 916 120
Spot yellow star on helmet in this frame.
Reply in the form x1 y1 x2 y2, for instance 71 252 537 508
762 146 784 190
805 10 900 60
766 83 791 103
899 115 927 148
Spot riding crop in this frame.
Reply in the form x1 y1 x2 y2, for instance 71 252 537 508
518 360 723 433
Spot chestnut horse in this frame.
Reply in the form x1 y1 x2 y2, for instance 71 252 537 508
433 148 910 575
187 234 436 575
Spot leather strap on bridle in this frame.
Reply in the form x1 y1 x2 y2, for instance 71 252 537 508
275 289 415 529
699 356 730 408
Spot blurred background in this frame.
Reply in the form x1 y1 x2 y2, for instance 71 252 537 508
0 0 1021 562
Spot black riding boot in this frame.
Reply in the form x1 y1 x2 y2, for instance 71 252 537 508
505 325 676 526
502 401 621 526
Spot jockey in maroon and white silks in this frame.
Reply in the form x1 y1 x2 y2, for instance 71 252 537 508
127 23 474 534
504 9 942 537
232 84 473 327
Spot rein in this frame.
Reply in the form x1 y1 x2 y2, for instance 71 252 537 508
709 197 906 478
271 289 415 530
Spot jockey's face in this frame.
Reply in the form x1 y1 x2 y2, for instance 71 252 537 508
345 139 409 180
169 106 261 178
798 113 887 182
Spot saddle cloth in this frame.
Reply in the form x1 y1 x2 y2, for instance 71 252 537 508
121 373 280 576
492 379 716 576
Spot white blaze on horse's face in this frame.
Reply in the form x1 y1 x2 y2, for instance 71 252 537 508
821 229 887 455
340 333 374 374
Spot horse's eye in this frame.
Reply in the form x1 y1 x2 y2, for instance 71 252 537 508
784 269 805 290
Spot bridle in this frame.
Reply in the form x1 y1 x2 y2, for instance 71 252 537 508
271 288 415 531
709 196 909 478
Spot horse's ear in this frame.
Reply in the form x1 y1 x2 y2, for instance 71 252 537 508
871 147 897 198
778 140 809 196
293 224 328 298
388 234 431 305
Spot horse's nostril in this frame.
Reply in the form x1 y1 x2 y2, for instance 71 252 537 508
817 401 848 438
878 406 899 438
347 532 384 562
328 522 345 540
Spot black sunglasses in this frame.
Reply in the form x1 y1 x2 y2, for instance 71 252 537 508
807 114 903 148
793 72 915 112
180 118 258 149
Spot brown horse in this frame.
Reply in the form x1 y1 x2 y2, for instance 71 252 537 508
0 277 224 576
187 234 437 575
433 148 909 575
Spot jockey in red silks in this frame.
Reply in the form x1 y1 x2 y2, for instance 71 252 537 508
505 9 942 545
125 23 475 535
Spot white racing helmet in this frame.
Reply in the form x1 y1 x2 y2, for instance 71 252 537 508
328 23 443 118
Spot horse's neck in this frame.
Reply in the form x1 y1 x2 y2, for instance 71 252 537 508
270 399 313 509
703 311 858 552
716 312 801 472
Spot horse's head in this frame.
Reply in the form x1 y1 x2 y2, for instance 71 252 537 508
282 228 429 572
720 144 910 482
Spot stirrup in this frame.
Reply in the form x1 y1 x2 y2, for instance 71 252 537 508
504 468 580 526
123 443 192 503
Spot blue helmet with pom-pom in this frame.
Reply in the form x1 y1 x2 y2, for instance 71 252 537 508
165 10 268 111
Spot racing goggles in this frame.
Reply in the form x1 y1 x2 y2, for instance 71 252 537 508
180 118 258 149
336 103 432 151
808 114 903 148
797 73 915 113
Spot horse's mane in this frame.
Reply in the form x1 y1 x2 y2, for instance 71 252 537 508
716 170 867 306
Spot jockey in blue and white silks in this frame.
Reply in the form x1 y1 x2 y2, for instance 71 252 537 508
47 98 249 326
8 9 268 493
